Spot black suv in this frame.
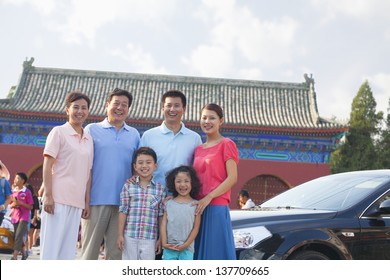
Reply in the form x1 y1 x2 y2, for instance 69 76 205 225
231 170 390 260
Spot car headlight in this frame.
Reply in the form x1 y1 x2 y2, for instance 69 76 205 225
233 226 272 249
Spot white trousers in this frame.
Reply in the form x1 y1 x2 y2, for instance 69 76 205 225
123 236 156 260
40 203 82 260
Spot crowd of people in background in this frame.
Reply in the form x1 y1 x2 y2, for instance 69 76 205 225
0 88 258 260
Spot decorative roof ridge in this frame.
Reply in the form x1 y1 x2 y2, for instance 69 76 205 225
25 65 309 90
1 58 347 132
0 109 349 131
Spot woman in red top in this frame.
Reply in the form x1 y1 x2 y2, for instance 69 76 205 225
193 103 239 260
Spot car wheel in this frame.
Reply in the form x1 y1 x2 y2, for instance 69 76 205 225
289 250 329 260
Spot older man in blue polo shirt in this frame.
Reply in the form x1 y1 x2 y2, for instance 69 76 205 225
81 88 140 260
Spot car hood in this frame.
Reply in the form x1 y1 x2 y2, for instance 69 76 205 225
230 208 337 228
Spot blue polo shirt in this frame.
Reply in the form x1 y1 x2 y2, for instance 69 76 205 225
140 122 202 186
85 119 140 205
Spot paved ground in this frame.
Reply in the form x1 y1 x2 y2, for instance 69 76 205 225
0 245 42 260
0 246 87 260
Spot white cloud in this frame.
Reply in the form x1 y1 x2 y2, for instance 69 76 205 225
3 0 178 47
319 86 353 119
185 0 299 78
316 71 390 119
2 0 56 15
237 68 263 81
367 72 390 114
314 65 363 119
235 16 298 66
182 44 233 77
110 43 168 74
310 0 390 22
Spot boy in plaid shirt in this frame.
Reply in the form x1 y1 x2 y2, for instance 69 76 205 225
117 147 166 260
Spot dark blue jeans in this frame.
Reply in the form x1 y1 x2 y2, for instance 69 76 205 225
0 212 5 226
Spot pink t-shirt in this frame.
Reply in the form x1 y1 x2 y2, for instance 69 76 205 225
43 122 93 209
193 138 239 205
11 187 33 223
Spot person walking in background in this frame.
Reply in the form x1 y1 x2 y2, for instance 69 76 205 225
238 189 256 209
81 88 140 260
40 91 93 260
0 160 12 226
9 172 33 260
117 147 166 260
193 103 239 260
160 165 201 260
26 184 40 253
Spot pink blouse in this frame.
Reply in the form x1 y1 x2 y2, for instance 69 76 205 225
193 138 239 205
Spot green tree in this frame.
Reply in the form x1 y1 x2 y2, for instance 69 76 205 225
377 98 390 168
331 81 383 173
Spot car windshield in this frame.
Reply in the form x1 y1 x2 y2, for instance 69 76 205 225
260 173 388 211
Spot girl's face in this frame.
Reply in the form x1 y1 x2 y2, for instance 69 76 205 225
200 109 223 135
66 98 89 127
174 171 192 197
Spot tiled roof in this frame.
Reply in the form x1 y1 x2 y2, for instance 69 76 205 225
0 60 347 133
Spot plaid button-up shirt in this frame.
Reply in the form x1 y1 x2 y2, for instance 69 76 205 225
119 177 166 240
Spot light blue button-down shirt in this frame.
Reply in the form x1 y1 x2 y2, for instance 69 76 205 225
140 122 202 186
85 118 140 205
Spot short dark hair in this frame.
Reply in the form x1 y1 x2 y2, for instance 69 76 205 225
239 189 250 198
65 91 91 109
202 103 223 119
161 90 186 108
132 147 157 165
165 165 201 198
16 172 28 184
107 88 133 107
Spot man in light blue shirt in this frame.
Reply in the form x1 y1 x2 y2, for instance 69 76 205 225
81 88 140 260
140 90 202 187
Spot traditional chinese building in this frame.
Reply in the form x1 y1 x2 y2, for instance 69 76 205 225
0 58 348 209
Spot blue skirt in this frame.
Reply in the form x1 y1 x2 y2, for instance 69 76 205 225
194 205 236 260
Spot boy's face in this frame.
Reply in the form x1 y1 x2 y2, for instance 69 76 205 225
133 154 157 179
13 175 25 187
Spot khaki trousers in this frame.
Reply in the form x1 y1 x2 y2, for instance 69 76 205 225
80 205 121 260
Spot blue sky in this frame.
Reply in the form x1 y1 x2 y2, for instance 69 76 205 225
1 0 389 120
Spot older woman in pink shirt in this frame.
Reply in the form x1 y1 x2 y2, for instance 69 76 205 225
40 91 94 260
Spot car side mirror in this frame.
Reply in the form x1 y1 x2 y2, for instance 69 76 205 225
379 199 390 214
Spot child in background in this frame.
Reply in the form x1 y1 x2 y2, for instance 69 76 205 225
9 172 33 260
117 147 166 260
160 165 201 260
238 189 256 209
